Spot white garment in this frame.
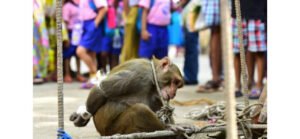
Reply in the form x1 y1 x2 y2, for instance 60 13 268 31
129 0 139 6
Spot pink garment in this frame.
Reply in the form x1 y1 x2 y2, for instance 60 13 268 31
107 0 117 28
139 0 174 26
63 2 80 30
79 0 108 21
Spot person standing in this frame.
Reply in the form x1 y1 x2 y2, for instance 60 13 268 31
119 0 140 63
197 0 223 92
231 0 267 99
76 0 108 89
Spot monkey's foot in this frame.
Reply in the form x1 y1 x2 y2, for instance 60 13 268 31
69 112 90 127
69 106 92 127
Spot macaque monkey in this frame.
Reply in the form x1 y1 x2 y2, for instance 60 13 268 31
70 57 190 137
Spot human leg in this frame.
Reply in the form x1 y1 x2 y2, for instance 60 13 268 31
63 58 72 83
75 55 87 82
183 27 199 85
246 51 255 89
247 20 267 99
100 52 109 73
210 26 222 82
76 46 97 76
255 52 266 90
110 54 119 70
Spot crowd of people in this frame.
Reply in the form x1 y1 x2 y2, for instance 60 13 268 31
33 0 267 99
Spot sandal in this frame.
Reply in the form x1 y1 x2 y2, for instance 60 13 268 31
235 90 243 98
196 80 223 93
80 82 94 89
248 88 262 99
33 78 44 85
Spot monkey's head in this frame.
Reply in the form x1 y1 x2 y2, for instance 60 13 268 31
153 56 184 101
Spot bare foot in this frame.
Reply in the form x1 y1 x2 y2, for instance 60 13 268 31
64 75 73 83
76 74 87 82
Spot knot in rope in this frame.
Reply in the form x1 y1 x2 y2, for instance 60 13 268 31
156 103 175 124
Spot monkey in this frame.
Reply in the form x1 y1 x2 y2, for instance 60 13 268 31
70 57 193 138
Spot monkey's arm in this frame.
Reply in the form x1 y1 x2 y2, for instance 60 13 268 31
85 70 136 114
100 70 136 97
85 86 108 115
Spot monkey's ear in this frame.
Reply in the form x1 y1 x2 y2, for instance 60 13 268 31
159 57 170 72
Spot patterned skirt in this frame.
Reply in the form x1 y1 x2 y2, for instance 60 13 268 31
232 18 267 53
201 0 220 27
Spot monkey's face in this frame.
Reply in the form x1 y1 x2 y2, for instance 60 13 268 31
160 74 183 100
155 57 184 101
159 66 184 101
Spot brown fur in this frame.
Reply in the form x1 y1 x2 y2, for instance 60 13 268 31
71 57 185 138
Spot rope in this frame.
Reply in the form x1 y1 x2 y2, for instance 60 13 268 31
234 0 250 107
98 124 267 139
151 61 175 124
184 102 265 139
56 0 64 131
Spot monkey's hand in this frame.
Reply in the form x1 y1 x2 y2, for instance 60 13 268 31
166 123 197 134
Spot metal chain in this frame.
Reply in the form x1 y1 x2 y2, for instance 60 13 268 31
234 0 250 107
56 0 64 131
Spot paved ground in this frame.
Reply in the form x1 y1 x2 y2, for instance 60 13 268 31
33 55 256 139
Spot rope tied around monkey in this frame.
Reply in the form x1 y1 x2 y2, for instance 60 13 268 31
151 60 175 125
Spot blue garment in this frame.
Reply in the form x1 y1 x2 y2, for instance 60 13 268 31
139 24 168 59
79 19 104 53
63 30 77 59
100 28 123 55
183 27 199 84
168 11 184 46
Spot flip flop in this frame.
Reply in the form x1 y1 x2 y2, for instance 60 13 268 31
80 82 94 89
196 80 223 93
248 88 262 99
33 78 44 85
235 90 243 98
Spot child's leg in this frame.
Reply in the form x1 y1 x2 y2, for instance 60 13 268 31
109 54 119 70
75 55 87 82
255 52 266 89
210 26 222 82
100 52 109 73
64 58 72 83
246 51 255 89
88 51 97 66
76 46 97 77
234 54 241 90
